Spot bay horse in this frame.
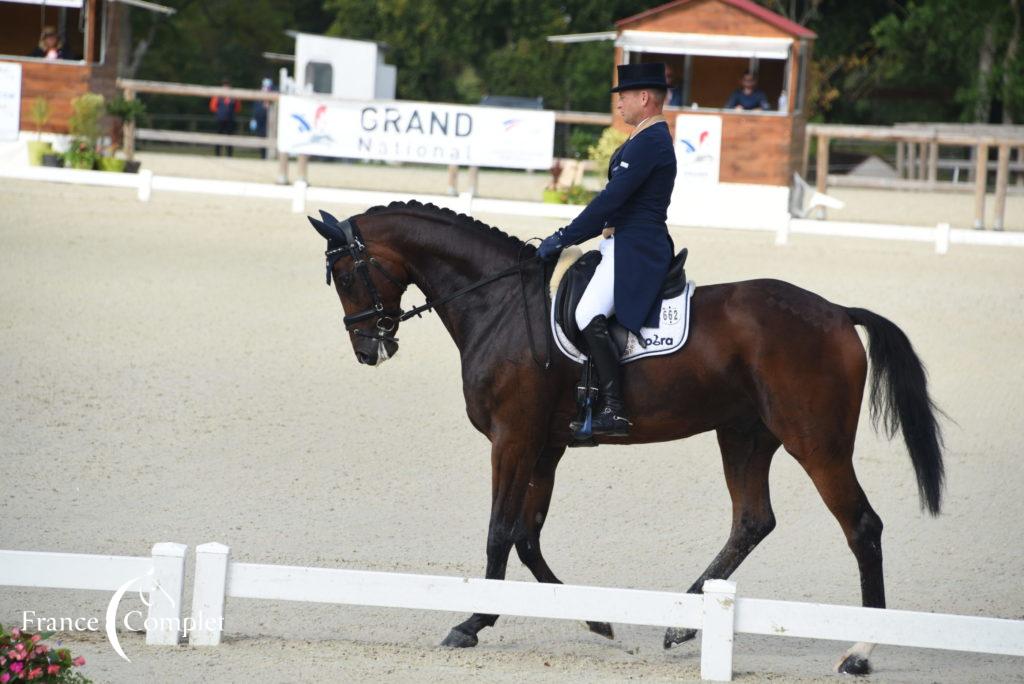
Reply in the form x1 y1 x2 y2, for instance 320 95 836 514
308 201 944 675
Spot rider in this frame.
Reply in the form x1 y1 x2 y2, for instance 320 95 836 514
537 62 677 437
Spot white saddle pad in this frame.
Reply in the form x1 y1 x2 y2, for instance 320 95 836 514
551 280 696 365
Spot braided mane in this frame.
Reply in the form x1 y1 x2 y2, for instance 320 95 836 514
360 200 531 252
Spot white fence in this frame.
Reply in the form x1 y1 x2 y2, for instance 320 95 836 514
2 541 1023 680
0 543 187 645
2 164 1022 254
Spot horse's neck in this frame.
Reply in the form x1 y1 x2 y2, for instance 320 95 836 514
374 215 519 347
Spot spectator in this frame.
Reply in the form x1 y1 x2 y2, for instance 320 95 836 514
250 77 273 159
725 72 771 111
209 78 241 157
30 27 69 60
665 63 683 107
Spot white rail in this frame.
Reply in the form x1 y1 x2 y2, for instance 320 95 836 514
0 544 188 645
1 165 1022 252
188 543 1024 681
2 541 1022 679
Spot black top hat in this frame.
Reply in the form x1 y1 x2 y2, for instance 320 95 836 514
610 62 669 93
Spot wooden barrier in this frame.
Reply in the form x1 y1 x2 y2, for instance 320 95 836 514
807 123 1023 230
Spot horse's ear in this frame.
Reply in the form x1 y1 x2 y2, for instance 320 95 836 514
308 215 345 242
319 209 341 227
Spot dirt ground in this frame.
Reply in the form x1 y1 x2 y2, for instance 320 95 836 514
1 165 1023 683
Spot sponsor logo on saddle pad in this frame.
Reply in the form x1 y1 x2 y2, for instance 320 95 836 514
551 281 695 364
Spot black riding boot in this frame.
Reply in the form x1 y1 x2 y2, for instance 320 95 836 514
581 315 631 437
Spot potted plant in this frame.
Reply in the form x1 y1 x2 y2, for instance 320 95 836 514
105 96 145 172
64 92 104 170
98 155 126 172
64 137 99 170
27 97 52 165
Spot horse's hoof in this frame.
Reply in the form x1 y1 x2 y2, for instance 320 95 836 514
587 621 615 640
663 626 697 649
441 628 478 648
836 654 872 675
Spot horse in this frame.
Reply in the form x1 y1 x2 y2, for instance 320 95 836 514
307 200 944 676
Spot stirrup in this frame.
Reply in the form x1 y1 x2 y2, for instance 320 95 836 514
589 406 631 437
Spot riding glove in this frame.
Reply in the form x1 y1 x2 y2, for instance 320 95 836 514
537 228 566 260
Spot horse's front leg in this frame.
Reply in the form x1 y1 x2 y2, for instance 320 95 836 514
441 433 542 648
513 445 614 641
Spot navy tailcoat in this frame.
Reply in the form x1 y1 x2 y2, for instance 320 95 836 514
561 120 677 335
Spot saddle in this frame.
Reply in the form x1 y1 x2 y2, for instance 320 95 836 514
553 246 688 353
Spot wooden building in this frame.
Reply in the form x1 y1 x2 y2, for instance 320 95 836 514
0 0 170 134
612 0 816 187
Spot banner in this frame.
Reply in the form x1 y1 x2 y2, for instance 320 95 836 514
277 95 555 170
0 62 22 141
674 114 722 184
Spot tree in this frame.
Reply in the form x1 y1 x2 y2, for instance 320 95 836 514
871 0 1021 122
324 0 650 109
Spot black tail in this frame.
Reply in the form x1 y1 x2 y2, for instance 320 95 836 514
847 307 945 515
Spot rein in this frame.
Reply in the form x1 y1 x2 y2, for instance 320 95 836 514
315 212 550 369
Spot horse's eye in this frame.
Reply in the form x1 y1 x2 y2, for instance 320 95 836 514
338 272 354 291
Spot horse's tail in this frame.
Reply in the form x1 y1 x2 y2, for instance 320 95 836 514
847 307 945 515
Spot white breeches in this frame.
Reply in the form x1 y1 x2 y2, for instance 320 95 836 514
575 237 616 331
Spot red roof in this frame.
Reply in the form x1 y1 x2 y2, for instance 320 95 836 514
617 0 817 39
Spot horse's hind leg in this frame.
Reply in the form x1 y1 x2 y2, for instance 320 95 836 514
798 453 885 675
664 420 780 649
513 447 614 640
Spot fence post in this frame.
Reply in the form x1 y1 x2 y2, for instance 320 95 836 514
276 153 289 185
895 141 905 178
775 216 790 246
266 102 278 161
146 542 187 646
137 169 153 202
123 87 136 161
973 142 989 229
815 134 829 219
291 180 307 214
927 140 938 185
190 543 230 646
935 222 951 255
297 155 309 184
993 144 1010 231
701 579 737 682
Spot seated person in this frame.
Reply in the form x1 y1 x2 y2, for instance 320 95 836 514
30 27 70 60
725 72 771 111
665 64 683 107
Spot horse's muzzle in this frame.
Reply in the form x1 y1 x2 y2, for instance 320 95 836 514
355 339 399 366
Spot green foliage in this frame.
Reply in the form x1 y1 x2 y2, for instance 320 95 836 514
68 93 105 145
870 0 1021 122
564 184 596 205
454 66 484 103
130 0 330 124
64 138 99 170
324 0 650 108
567 126 600 159
588 126 627 179
29 97 50 135
106 97 147 124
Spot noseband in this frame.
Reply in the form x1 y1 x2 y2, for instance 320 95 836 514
322 217 405 343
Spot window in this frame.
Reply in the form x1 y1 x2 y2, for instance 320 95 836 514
304 61 333 95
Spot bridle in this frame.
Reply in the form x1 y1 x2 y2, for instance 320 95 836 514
308 210 550 368
320 215 405 343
